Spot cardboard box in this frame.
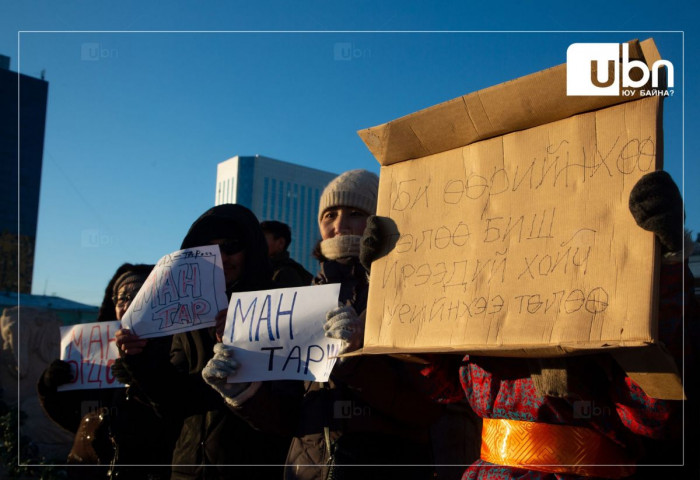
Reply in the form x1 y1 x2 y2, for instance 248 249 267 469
356 39 682 399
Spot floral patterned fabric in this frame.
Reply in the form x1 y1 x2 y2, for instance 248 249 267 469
422 262 694 480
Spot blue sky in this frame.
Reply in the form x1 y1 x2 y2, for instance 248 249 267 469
2 1 698 306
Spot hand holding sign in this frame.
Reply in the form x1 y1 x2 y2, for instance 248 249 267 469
629 170 685 253
324 305 365 355
110 357 133 384
115 328 148 355
201 343 251 401
40 359 74 391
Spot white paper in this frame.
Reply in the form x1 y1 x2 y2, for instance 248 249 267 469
58 321 124 391
223 284 342 383
121 245 229 338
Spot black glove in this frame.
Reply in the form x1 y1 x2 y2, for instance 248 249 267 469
40 359 74 390
111 358 133 384
629 171 684 253
359 215 400 273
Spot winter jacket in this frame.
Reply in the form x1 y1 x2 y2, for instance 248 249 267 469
124 204 290 480
37 333 176 480
270 251 313 288
422 261 696 480
232 256 441 480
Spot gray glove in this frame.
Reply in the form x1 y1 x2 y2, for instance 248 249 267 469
324 305 364 354
201 343 250 399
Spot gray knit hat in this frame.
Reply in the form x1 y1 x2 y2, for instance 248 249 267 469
318 169 379 223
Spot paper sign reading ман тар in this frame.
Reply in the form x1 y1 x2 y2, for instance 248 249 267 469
223 284 342 383
359 39 665 357
121 245 228 339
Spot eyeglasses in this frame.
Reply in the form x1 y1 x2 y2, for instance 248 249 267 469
112 292 136 308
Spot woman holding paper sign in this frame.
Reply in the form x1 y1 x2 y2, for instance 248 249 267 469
202 170 443 480
115 204 291 480
37 263 178 480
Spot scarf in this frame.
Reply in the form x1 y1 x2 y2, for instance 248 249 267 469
319 235 361 260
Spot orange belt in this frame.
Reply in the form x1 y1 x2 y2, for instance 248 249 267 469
480 418 636 478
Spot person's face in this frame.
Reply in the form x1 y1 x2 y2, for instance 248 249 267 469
114 281 144 320
264 232 285 257
320 206 369 240
210 238 246 286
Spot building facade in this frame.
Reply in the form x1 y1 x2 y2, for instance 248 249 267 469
690 234 700 300
0 55 49 293
216 155 337 273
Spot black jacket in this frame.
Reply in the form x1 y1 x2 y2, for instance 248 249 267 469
126 205 289 480
37 336 177 480
270 251 313 288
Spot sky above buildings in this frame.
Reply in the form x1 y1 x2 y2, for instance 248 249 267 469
2 1 698 306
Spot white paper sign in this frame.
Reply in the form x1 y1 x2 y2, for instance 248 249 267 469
58 321 123 391
121 245 229 339
223 284 342 383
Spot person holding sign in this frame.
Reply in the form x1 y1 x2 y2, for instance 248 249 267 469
37 263 177 480
417 171 698 479
202 170 441 480
115 204 290 480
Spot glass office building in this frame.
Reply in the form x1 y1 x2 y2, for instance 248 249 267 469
216 155 337 273
0 55 49 293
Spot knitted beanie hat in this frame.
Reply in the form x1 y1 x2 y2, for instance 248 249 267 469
318 169 379 223
112 270 149 296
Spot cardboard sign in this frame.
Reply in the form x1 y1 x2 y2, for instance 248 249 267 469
222 284 342 382
358 39 666 358
58 321 123 391
121 245 228 338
